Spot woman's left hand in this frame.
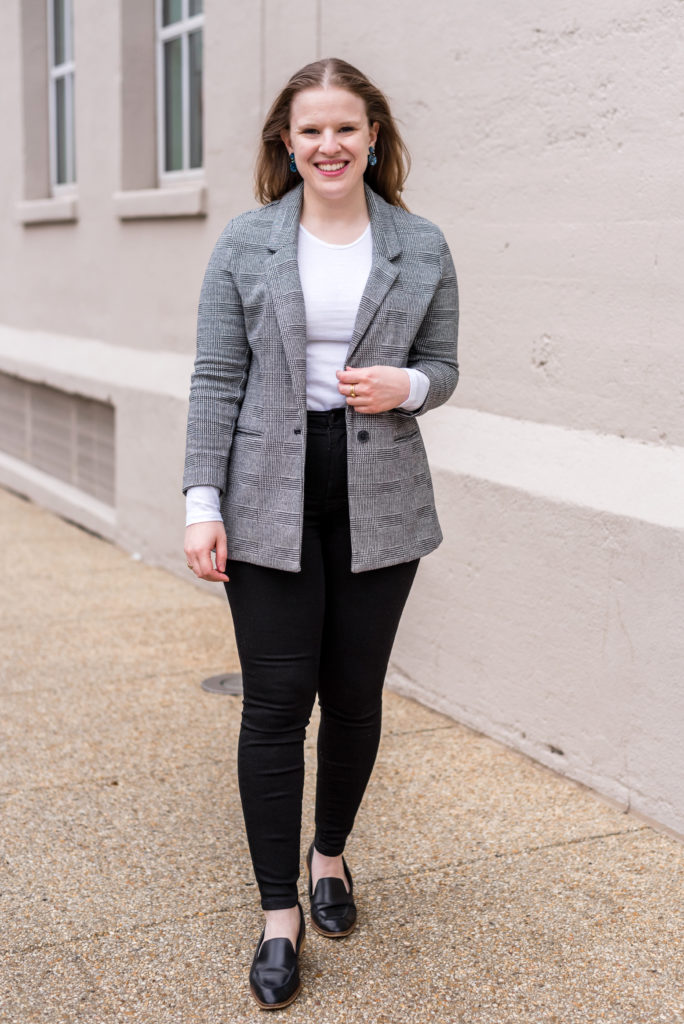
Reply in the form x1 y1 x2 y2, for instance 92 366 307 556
336 365 410 414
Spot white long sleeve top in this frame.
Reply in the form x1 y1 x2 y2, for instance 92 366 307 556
186 222 429 526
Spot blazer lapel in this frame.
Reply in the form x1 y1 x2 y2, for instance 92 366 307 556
346 184 401 364
266 185 308 412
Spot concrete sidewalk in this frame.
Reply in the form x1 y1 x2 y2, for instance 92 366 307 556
1 486 682 1024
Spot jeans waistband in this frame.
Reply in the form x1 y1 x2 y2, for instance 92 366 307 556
306 407 346 429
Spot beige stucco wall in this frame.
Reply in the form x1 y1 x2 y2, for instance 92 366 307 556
1 1 682 834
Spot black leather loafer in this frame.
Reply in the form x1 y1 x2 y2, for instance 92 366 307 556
249 901 306 1010
306 842 357 938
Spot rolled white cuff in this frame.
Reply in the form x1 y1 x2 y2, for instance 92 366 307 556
398 368 430 412
185 484 222 527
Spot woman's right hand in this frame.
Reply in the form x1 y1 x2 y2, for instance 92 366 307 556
184 521 230 582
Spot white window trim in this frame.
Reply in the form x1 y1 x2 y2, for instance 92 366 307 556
112 183 206 219
47 0 76 192
155 0 204 183
16 195 78 224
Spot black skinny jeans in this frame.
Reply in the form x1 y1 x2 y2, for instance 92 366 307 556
224 408 419 910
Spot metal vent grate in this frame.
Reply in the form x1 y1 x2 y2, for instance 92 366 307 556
0 372 115 506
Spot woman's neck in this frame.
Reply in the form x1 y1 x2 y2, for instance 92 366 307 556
299 186 370 245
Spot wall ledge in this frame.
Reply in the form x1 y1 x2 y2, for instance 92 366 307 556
424 405 684 532
113 183 207 220
0 322 193 402
16 196 78 225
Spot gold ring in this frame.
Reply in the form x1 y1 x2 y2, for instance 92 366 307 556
350 384 356 399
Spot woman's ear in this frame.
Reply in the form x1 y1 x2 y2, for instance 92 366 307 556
280 128 292 152
369 121 379 147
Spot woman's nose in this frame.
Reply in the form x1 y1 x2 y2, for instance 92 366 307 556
318 130 340 154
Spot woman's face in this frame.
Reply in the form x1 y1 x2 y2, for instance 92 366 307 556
281 86 378 207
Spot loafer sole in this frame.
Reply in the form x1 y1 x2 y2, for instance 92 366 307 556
250 979 302 1010
310 917 356 939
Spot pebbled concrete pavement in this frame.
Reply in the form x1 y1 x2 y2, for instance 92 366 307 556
1 487 682 1024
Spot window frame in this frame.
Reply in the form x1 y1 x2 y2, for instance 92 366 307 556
155 0 204 185
46 0 76 193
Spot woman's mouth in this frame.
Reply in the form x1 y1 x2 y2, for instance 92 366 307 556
314 161 348 177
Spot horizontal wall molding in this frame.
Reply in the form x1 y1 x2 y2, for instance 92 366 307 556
0 323 194 403
423 405 684 532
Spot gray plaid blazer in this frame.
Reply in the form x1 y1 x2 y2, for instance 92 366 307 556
183 183 459 573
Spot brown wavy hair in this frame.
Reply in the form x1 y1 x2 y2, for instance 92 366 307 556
255 58 411 210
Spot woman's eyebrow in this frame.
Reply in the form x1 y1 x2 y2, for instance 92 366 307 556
294 117 364 127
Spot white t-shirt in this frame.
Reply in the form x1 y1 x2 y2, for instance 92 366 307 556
186 222 430 525
299 222 372 410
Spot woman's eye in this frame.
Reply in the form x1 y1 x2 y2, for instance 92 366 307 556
339 126 355 133
301 128 319 135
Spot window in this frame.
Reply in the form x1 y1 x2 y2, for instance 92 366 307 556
16 0 77 222
113 0 206 219
47 0 76 190
157 0 204 179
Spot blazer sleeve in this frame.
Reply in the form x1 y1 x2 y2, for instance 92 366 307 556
401 232 459 417
182 223 251 495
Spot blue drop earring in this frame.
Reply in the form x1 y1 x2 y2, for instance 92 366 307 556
367 145 378 167
289 152 298 174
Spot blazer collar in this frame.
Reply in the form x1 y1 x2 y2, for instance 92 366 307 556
267 182 402 260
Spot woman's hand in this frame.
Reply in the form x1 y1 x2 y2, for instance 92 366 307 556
336 365 410 414
184 521 230 582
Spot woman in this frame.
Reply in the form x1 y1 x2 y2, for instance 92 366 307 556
183 58 459 1010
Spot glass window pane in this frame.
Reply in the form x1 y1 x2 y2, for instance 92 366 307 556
164 38 183 171
55 77 68 183
162 0 183 25
53 0 66 65
68 72 76 181
189 30 203 168
189 0 203 14
68 0 74 62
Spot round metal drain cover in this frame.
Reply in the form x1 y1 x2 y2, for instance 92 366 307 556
201 673 243 696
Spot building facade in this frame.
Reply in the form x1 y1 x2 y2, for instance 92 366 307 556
1 0 683 836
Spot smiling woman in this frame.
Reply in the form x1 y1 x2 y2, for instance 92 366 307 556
255 57 411 212
279 87 378 240
182 57 459 1010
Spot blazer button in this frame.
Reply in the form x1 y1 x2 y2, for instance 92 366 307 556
293 428 302 435
357 430 370 443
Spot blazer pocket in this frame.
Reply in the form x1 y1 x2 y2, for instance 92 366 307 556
232 425 265 462
234 425 264 438
393 423 420 443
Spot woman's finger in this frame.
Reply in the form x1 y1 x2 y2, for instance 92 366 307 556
194 551 209 577
201 567 230 582
216 533 229 576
